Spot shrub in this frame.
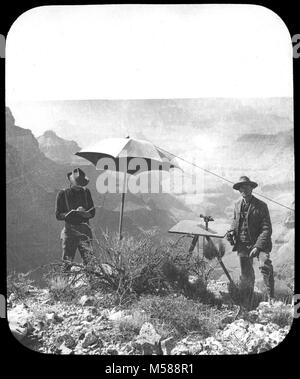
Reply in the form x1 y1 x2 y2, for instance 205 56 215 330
227 280 243 305
7 271 35 301
90 231 172 304
117 310 150 339
47 274 77 302
39 229 220 306
135 294 221 337
267 304 293 328
87 230 220 306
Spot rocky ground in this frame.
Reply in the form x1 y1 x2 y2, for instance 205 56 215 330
7 282 294 356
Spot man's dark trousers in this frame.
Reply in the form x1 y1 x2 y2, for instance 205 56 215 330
238 244 274 305
61 223 94 270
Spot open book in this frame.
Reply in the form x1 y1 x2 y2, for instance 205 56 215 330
64 207 95 224
64 210 84 224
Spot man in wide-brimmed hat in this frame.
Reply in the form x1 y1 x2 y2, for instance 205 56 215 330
55 168 96 270
227 176 274 308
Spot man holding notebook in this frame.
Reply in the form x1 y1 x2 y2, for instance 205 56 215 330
55 168 96 270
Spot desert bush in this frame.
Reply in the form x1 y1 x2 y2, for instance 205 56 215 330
89 231 220 306
154 237 220 305
38 229 220 306
274 264 294 294
40 259 94 302
47 274 77 302
135 294 221 337
227 280 243 305
267 304 293 328
117 310 150 338
89 230 172 304
93 292 124 308
7 271 35 301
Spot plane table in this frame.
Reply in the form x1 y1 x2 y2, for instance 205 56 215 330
168 218 235 287
168 219 228 239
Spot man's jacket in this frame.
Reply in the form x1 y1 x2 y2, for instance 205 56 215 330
55 186 96 225
230 195 272 252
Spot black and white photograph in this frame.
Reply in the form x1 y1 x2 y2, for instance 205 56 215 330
5 4 295 356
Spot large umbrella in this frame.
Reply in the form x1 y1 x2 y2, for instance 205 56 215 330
75 136 179 239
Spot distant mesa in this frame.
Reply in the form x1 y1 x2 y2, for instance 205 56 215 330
43 130 59 138
236 129 293 145
38 130 86 165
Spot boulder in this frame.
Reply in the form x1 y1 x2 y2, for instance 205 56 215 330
46 312 63 324
10 325 28 341
8 293 16 305
221 319 249 341
45 313 55 322
246 337 274 354
82 331 102 349
108 309 126 322
207 317 290 354
245 324 289 354
247 310 259 323
199 337 224 355
8 304 32 341
170 345 190 355
134 322 162 355
106 347 119 355
220 314 236 326
60 342 74 355
171 334 203 355
56 334 77 349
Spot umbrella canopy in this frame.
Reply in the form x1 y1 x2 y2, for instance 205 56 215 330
75 137 180 239
75 137 179 174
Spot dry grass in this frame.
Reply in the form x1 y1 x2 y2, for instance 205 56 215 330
134 294 222 337
48 274 76 301
267 303 294 328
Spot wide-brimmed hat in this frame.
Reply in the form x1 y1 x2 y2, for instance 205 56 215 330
67 168 89 187
233 176 258 190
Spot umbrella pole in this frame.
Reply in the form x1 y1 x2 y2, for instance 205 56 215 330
119 171 127 240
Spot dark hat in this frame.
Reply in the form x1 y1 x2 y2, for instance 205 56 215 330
233 176 258 190
67 168 89 187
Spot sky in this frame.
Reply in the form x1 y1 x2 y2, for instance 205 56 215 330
6 4 293 103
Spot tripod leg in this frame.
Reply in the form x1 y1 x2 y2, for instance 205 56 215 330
189 235 199 252
217 256 235 286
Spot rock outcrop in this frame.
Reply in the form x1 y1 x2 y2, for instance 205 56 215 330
38 130 84 165
7 283 293 356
